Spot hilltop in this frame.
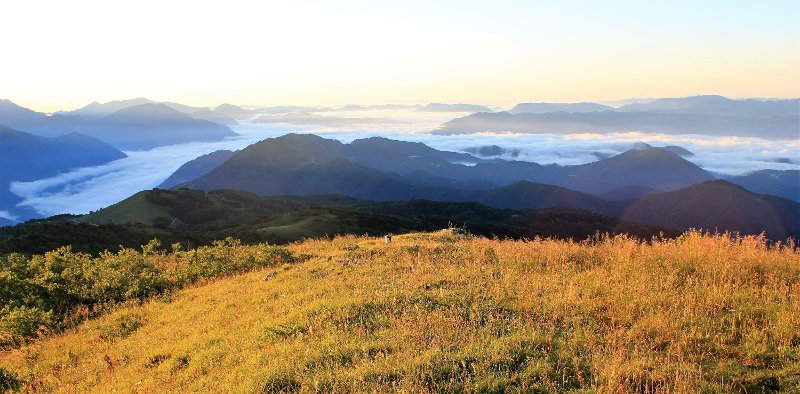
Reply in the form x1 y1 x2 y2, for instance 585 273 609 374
0 230 797 392
622 180 800 240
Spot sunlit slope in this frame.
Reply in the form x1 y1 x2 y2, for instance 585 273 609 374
2 231 799 392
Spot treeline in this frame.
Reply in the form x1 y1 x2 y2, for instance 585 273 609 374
0 238 294 348
0 221 185 255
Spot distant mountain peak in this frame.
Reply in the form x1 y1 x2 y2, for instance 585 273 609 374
685 94 730 101
613 146 697 164
103 102 192 120
618 146 682 158
350 136 427 148
214 103 248 113
685 179 748 192
659 145 694 157
418 103 492 113
0 99 33 109
685 179 796 199
509 102 613 114
69 98 156 114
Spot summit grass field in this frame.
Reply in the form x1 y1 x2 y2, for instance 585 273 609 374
1 230 799 392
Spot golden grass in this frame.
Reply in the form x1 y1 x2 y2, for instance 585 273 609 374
1 230 799 393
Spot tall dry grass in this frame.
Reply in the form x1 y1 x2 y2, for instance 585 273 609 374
0 230 798 392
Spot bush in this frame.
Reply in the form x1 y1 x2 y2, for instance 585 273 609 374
0 238 294 347
0 367 22 391
99 312 145 341
0 306 53 347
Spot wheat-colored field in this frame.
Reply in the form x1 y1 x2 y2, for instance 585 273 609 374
1 230 799 393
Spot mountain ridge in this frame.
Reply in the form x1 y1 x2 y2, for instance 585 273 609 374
0 125 128 219
621 180 800 240
0 99 237 150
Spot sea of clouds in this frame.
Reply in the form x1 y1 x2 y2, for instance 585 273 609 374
5 108 798 219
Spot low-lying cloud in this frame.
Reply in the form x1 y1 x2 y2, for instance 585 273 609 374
9 123 300 217
303 128 800 175
7 110 798 218
0 210 18 222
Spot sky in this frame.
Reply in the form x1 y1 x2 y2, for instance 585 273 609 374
1 0 799 112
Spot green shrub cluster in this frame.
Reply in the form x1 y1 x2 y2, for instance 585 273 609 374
0 238 294 348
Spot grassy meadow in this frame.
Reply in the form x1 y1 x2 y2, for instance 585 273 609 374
1 230 799 392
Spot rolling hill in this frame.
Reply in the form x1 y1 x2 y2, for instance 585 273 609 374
474 181 616 214
69 188 674 246
621 180 800 240
0 187 676 255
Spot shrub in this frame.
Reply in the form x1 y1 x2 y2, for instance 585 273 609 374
0 367 22 391
0 238 294 347
0 306 53 347
99 312 145 341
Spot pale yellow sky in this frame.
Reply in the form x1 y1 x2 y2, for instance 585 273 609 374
2 0 799 112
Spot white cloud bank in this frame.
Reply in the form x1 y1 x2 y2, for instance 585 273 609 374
7 109 798 218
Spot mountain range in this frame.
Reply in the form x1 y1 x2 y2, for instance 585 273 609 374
0 125 127 220
617 95 800 117
0 99 237 150
208 102 492 121
2 95 797 242
416 103 493 112
509 102 614 114
727 170 800 202
179 134 717 199
436 95 799 139
157 134 799 239
60 98 239 125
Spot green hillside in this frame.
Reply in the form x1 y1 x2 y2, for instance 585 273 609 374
77 188 675 243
